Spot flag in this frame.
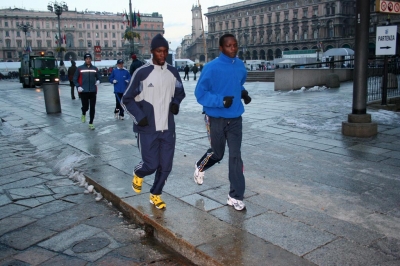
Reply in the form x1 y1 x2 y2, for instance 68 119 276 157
137 10 141 26
25 46 32 52
133 11 137 28
125 11 130 26
122 10 127 25
63 34 66 44
55 34 58 44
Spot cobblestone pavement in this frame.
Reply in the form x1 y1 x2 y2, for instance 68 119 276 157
1 75 400 265
0 116 194 265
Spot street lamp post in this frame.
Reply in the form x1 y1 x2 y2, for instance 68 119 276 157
243 32 249 62
315 21 321 63
48 1 68 59
17 22 33 51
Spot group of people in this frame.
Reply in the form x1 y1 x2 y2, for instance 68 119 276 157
69 33 252 212
182 64 199 81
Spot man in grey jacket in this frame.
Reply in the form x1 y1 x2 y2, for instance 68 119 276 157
73 53 101 130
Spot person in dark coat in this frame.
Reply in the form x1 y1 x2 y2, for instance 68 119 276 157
183 65 190 80
192 64 199 80
129 54 144 75
68 60 77 99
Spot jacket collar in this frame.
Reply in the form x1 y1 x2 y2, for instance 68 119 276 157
218 52 238 64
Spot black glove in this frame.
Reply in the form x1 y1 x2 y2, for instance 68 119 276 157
137 117 148 127
223 96 234 108
170 103 179 115
241 90 252 105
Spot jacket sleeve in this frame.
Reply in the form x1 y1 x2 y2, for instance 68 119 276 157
96 68 101 81
194 67 223 108
171 70 185 106
109 70 115 84
121 71 146 124
73 68 80 87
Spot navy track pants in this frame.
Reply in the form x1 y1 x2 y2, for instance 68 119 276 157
135 130 176 195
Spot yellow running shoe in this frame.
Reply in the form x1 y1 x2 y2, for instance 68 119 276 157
150 194 166 209
81 115 86 123
132 174 143 193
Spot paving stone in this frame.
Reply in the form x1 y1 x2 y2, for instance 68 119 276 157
0 164 36 176
15 196 55 208
0 177 46 191
180 193 223 211
0 170 41 186
284 207 385 246
39 254 88 266
0 259 30 266
0 194 11 207
0 224 56 250
21 199 75 219
12 247 57 266
243 212 336 256
6 185 54 201
370 237 400 259
0 204 28 220
0 244 17 261
0 214 37 236
304 238 396 266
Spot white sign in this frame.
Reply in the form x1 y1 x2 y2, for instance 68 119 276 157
376 25 397 55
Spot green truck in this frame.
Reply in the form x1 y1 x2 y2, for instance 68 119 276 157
19 52 59 88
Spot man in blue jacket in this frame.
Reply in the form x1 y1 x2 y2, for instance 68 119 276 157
193 33 252 211
121 33 186 209
109 59 131 120
73 53 101 130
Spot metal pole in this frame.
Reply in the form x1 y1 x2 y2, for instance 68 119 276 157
382 56 388 105
352 0 369 114
58 15 61 49
129 0 134 55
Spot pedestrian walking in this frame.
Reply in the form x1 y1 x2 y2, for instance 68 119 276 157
192 64 199 80
109 59 131 120
183 65 190 80
73 53 101 130
193 33 252 211
68 60 77 99
59 60 67 81
129 54 144 76
121 33 186 209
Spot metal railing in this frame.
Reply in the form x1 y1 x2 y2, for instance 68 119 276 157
289 58 400 104
367 58 400 103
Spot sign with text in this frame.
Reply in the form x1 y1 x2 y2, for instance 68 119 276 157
94 46 101 61
376 25 397 55
376 0 400 14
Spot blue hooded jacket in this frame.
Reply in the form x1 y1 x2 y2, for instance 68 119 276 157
109 67 131 93
195 52 247 118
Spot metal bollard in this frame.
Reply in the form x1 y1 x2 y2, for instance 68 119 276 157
42 83 62 114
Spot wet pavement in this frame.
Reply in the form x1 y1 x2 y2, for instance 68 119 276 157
0 73 400 266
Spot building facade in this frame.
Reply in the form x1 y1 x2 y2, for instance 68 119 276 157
185 0 394 63
0 7 164 62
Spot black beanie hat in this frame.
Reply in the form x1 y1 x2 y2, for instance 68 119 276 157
151 33 169 50
84 53 92 59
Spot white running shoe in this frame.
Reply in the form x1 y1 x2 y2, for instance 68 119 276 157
193 162 204 185
227 195 246 211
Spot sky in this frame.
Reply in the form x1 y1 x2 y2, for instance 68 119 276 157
7 0 243 50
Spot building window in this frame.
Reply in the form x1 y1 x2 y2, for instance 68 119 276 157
253 18 256 26
104 32 108 38
37 31 41 37
79 24 82 29
268 16 272 23
79 32 83 37
104 25 107 29
96 41 100 46
87 24 90 29
303 31 308 40
95 24 99 29
285 33 289 41
276 35 280 42
284 13 289 20
37 40 42 48
328 21 334 37
331 5 335 15
232 21 235 29
5 31 10 37
17 31 21 37
276 13 280 23
88 41 92 47
95 32 99 38
294 31 298 40
79 40 84 47
112 32 116 38
112 25 115 29
314 8 318 16
27 40 32 47
104 41 108 47
46 32 50 37
87 32 91 38
5 21 9 27
314 30 318 39
47 40 51 47
7 52 12 58
294 11 298 19
17 40 22 47
112 41 116 47
46 22 50 28
5 39 11 47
